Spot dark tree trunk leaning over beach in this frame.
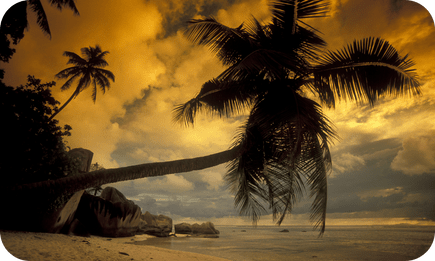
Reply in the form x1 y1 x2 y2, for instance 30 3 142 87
4 0 421 236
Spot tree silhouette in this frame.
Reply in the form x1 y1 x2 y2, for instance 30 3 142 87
49 45 115 120
173 0 420 234
86 163 105 196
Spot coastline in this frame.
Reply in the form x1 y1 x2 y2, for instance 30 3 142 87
0 230 231 261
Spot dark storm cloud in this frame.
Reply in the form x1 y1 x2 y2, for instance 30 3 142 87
325 138 435 221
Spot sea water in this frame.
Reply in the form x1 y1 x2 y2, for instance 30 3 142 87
130 225 435 261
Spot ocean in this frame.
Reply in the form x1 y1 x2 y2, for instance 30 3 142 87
130 225 435 261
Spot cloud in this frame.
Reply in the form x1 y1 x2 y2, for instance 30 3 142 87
331 153 365 177
391 131 435 175
216 0 271 27
200 169 225 191
134 174 195 193
357 187 404 201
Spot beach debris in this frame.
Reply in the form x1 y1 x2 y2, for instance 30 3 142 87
279 229 290 232
119 252 129 256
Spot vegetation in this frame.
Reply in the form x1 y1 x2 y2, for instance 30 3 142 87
49 45 115 120
0 76 81 187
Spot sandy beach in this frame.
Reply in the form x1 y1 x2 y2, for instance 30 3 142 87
0 230 231 261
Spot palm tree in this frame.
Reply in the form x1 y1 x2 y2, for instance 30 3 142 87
86 163 105 196
173 0 420 234
48 45 115 120
6 0 420 235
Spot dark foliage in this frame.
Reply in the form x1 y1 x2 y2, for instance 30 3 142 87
0 75 80 187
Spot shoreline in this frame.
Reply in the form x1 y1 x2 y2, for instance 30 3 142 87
0 230 231 261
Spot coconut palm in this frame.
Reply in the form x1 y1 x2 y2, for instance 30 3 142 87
7 0 420 236
48 45 115 120
173 0 420 234
86 163 105 196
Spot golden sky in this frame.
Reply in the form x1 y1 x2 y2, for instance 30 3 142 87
1 0 435 226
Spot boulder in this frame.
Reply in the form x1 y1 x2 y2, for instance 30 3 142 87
74 187 141 237
175 222 219 235
100 187 128 203
137 211 172 237
174 223 192 234
68 148 93 173
279 229 289 232
195 222 220 235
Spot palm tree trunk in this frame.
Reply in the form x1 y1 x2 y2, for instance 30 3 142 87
48 89 79 121
7 146 241 196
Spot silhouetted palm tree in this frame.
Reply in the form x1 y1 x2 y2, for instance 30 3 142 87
173 0 420 234
8 0 420 236
49 45 115 120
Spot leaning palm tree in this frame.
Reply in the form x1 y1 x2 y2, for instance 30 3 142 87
48 45 115 120
172 0 420 234
6 0 420 235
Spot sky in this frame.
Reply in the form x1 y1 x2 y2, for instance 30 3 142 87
1 0 435 228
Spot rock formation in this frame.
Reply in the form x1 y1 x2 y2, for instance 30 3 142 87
67 148 93 172
174 222 192 234
137 211 172 237
74 187 142 237
174 222 219 236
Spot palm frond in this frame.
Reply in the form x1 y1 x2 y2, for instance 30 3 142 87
226 124 269 224
186 17 252 66
270 0 330 32
75 72 92 93
313 37 421 107
48 0 80 15
58 72 81 91
63 51 87 66
95 68 115 82
28 0 51 37
55 66 81 79
224 88 336 233
173 78 261 126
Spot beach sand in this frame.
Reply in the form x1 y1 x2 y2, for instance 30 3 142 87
0 231 231 261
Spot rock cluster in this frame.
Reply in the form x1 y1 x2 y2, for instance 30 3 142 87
73 187 142 237
175 222 220 237
137 211 172 237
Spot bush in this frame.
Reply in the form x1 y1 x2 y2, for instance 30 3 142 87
1 75 80 187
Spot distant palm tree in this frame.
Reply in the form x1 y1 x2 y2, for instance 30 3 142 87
49 45 115 120
9 0 420 236
86 162 105 196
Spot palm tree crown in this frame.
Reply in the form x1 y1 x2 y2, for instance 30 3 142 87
174 0 420 234
49 45 115 120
